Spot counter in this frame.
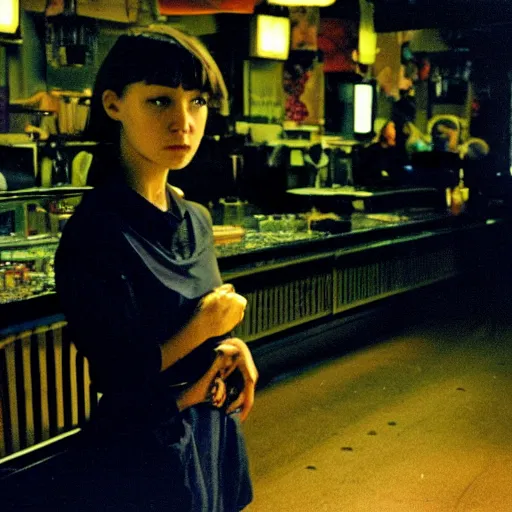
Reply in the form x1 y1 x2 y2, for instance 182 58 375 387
0 193 509 463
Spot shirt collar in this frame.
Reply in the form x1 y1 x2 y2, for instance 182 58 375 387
166 184 188 221
95 181 189 240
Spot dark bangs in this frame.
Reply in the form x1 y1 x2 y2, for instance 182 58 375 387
128 36 211 93
102 35 211 96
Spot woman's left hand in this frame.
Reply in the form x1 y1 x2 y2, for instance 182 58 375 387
176 343 239 412
216 337 258 422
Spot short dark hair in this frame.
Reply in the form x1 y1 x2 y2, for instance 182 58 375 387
84 25 228 144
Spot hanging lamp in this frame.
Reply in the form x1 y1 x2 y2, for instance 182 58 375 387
267 0 335 6
0 0 20 35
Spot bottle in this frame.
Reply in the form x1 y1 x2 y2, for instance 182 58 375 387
432 67 442 98
51 147 70 186
449 168 469 215
450 186 463 215
458 168 469 203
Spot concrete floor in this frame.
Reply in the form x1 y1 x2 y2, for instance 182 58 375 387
243 313 512 511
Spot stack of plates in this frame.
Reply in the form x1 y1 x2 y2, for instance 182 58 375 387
212 225 246 246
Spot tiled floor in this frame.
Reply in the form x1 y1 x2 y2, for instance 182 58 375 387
243 312 512 511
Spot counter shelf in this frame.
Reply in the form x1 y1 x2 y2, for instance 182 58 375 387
0 188 91 314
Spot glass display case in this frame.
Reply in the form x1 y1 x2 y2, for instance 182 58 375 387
0 186 454 304
0 187 89 304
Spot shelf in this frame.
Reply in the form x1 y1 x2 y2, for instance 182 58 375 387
0 235 60 249
0 187 91 202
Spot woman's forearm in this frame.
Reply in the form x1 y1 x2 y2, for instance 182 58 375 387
160 284 247 372
159 314 209 372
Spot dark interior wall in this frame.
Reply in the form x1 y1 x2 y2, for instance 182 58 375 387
374 0 512 33
470 61 512 176
464 26 512 176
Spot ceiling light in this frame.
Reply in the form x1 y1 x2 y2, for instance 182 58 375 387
0 0 20 35
354 83 374 135
267 0 336 6
358 0 377 64
250 14 291 60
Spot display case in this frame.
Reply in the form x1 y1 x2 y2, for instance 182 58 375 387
0 187 89 305
0 185 454 306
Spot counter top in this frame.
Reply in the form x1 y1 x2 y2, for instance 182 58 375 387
0 210 501 332
216 210 489 278
287 186 439 198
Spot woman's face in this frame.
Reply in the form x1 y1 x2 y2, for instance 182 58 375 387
104 82 209 172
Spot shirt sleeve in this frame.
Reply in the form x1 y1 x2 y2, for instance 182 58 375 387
55 215 163 393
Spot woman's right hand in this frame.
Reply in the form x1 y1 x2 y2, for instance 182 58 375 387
176 343 240 412
197 284 247 337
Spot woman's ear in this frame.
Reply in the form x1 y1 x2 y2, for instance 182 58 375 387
102 90 122 121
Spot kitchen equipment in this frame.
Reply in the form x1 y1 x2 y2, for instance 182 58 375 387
39 156 52 188
0 200 49 237
71 151 93 187
229 154 243 184
51 148 70 186
0 145 37 191
57 94 90 135
246 124 283 143
8 106 58 138
219 197 246 226
45 13 98 68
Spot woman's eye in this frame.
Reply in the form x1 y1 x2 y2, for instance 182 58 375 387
193 96 208 107
149 97 171 107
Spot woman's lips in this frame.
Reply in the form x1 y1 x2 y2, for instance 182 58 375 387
165 145 190 151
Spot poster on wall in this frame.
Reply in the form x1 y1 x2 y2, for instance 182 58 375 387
290 7 318 51
284 7 323 125
244 60 284 122
283 53 323 125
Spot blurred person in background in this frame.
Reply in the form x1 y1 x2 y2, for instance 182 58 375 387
359 120 406 187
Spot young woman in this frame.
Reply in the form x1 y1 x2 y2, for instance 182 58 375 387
54 25 257 511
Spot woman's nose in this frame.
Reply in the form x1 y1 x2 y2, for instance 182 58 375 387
168 103 191 133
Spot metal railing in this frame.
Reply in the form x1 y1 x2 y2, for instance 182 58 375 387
0 321 95 459
234 271 333 342
334 246 458 312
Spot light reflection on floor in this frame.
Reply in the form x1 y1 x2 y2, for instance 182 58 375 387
243 316 512 511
